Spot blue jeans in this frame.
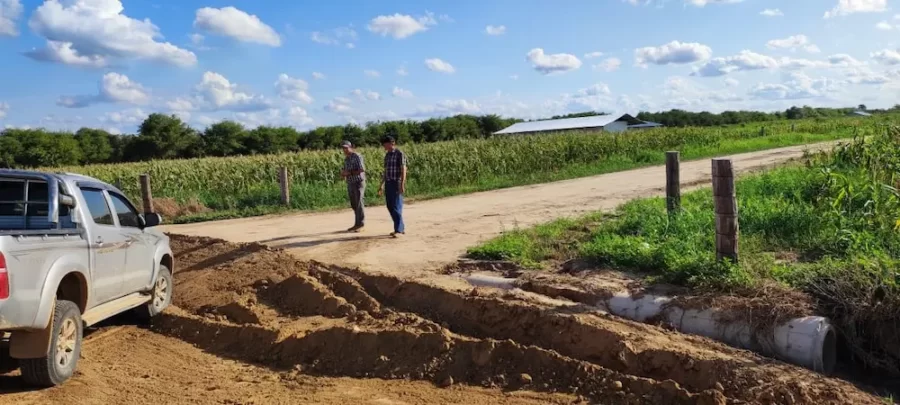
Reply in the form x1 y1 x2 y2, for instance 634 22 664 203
384 180 405 233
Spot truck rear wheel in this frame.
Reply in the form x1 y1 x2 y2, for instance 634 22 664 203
20 300 82 387
135 265 173 321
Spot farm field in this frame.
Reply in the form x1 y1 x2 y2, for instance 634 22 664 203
468 128 900 388
50 118 874 223
3 134 891 405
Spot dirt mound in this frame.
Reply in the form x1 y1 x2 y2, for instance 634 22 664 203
162 234 884 405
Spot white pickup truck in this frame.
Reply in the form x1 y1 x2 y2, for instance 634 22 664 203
0 170 174 387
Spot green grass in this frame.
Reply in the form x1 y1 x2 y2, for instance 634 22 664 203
469 129 900 375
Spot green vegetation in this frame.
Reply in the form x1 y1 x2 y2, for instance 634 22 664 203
47 118 865 223
469 127 900 374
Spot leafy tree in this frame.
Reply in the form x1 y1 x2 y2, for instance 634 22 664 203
243 126 300 155
201 120 247 156
74 127 113 164
137 113 199 159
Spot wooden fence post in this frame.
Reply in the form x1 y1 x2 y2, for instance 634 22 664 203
665 151 680 215
712 159 738 263
278 167 290 206
139 174 154 214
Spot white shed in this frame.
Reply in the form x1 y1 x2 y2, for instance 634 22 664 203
493 113 646 136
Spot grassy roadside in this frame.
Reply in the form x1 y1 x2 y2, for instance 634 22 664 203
172 130 848 223
468 130 900 376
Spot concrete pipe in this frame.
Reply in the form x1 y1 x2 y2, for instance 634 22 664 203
602 292 837 373
457 275 837 373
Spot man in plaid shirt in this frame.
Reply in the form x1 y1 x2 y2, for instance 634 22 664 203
340 140 366 232
377 136 407 237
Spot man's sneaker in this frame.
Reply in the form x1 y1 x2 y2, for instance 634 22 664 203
390 231 405 238
352 226 365 233
347 225 361 233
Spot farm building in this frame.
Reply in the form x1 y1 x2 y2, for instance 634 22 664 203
493 113 662 136
847 110 872 117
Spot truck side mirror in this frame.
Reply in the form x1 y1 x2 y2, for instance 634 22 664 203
142 213 162 228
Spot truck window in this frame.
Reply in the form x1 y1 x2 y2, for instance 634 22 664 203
108 193 141 228
79 188 115 226
0 178 74 230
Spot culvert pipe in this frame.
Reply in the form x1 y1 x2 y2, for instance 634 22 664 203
458 274 837 374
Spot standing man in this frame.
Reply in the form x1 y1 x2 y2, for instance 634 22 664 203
377 136 407 238
340 140 366 233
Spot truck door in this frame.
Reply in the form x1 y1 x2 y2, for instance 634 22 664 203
106 192 154 293
78 187 128 304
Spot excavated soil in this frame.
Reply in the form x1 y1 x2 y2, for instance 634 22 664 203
2 235 886 404
160 234 880 405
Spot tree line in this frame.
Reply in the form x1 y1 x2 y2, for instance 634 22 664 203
0 105 891 168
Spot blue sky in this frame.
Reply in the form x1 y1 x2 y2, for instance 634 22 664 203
0 0 898 133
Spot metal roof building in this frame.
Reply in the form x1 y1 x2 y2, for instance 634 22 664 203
848 110 872 117
493 113 656 136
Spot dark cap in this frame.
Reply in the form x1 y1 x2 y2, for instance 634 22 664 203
340 140 352 148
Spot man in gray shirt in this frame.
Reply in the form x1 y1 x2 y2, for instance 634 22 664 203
340 140 366 232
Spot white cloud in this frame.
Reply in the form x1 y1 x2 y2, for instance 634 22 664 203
687 0 744 6
0 0 23 37
274 74 313 104
312 72 326 80
485 25 506 35
57 72 149 108
829 53 866 67
872 49 900 65
725 77 740 87
766 35 821 53
584 51 604 59
27 0 197 67
325 98 352 113
166 97 195 112
286 106 313 126
310 26 357 48
876 21 895 30
193 71 271 112
392 87 413 98
425 58 455 74
364 69 381 78
824 0 887 18
350 89 380 101
634 41 713 67
760 8 784 17
100 108 146 126
576 83 611 96
510 74 519 80
692 50 779 76
194 6 280 46
24 40 108 68
414 99 482 116
844 67 893 84
0 102 8 119
778 56 829 70
396 65 409 76
526 48 582 74
749 72 842 100
593 57 622 72
367 12 437 39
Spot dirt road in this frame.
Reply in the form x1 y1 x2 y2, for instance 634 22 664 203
164 141 836 277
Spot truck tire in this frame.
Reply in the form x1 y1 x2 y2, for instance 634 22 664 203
135 265 173 321
20 300 82 387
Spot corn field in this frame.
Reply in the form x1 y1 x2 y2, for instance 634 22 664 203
46 117 875 222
